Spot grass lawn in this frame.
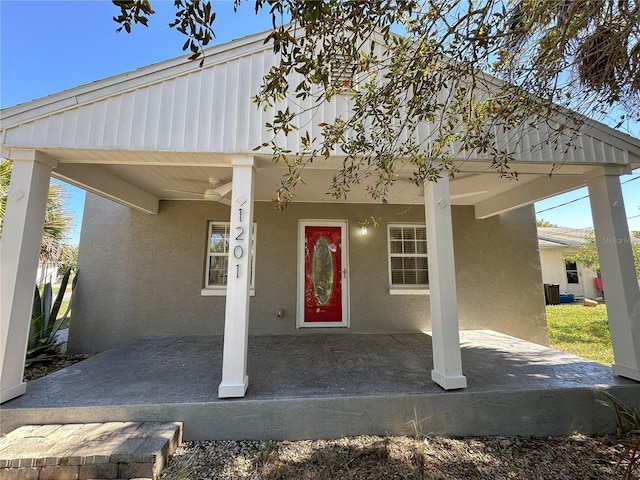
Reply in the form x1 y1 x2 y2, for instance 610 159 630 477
546 304 614 366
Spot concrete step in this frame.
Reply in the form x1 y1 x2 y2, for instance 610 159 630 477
0 421 182 480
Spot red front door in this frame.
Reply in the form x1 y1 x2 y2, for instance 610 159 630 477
302 224 345 324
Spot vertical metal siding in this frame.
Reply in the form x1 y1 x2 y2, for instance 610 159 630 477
196 67 215 151
130 87 149 150
249 52 267 150
116 91 135 146
183 71 202 151
1 46 634 166
223 60 240 150
60 109 78 145
76 105 91 146
90 100 107 146
148 83 164 148
157 79 175 151
211 63 227 152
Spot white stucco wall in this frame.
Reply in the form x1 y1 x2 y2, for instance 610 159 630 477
539 247 598 299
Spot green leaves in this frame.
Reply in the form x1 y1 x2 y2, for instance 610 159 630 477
112 0 215 66
169 0 216 64
111 1 638 208
112 0 154 33
503 0 640 119
249 0 638 207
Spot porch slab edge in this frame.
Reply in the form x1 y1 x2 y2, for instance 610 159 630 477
2 385 638 441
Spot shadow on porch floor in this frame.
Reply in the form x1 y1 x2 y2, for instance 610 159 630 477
2 331 639 440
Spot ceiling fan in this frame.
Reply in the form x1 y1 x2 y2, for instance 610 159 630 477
164 178 233 205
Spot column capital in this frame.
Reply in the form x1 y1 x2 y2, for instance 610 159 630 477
583 165 632 181
231 156 256 167
3 148 58 169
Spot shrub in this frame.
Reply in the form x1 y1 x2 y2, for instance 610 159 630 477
26 269 77 366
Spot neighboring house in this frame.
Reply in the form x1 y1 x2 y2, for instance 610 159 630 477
538 227 599 300
35 264 58 286
2 29 640 404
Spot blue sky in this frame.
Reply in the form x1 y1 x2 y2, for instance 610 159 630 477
1 1 639 246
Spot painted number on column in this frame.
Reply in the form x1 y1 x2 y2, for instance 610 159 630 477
235 208 245 278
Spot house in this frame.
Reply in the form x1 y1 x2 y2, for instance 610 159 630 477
2 29 639 404
537 227 600 300
35 264 58 286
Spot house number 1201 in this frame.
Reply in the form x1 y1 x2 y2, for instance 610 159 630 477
234 207 245 278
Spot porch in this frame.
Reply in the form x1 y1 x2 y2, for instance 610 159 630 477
2 331 638 441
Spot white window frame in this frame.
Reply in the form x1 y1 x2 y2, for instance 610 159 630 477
387 223 429 295
201 221 257 296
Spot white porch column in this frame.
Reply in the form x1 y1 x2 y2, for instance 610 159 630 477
1 152 56 403
424 176 467 390
587 168 640 381
218 156 255 398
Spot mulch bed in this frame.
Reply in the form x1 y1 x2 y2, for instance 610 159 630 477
160 434 639 479
23 354 92 381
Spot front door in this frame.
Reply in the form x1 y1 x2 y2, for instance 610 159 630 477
297 220 349 327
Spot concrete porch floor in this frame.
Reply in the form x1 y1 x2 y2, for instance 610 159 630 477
2 330 639 440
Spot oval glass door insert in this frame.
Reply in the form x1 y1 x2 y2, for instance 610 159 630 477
312 236 334 305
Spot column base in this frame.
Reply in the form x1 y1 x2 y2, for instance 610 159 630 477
0 382 26 404
218 376 249 398
613 364 640 382
432 370 467 390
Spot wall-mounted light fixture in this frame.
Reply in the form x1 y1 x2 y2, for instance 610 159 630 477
356 216 380 236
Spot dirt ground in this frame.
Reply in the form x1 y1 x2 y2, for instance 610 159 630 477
160 434 639 479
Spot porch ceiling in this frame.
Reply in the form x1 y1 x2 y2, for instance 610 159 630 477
6 146 626 217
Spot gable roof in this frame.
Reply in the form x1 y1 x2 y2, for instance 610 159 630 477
2 27 640 166
1 27 638 214
1 29 281 155
537 227 592 248
1 29 269 127
538 226 640 248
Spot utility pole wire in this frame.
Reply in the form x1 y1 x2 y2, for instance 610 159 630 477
535 176 639 215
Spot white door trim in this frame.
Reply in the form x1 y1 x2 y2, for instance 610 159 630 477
297 219 350 328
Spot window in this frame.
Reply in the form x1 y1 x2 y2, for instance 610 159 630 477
565 260 579 284
202 221 256 296
388 224 429 294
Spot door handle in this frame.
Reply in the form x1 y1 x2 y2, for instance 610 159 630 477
342 268 347 278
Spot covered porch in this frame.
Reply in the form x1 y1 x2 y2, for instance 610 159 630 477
1 29 640 407
2 331 639 440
